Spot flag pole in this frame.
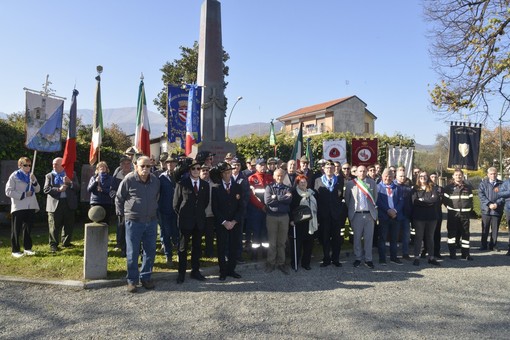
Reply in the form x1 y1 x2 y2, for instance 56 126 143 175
97 66 103 163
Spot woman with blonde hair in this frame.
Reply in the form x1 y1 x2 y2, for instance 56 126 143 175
5 156 40 257
87 161 113 223
411 171 441 266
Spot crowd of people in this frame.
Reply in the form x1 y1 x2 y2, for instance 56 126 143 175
4 150 510 293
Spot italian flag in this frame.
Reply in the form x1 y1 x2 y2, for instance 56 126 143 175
290 122 303 161
135 79 151 156
63 89 79 178
89 76 103 165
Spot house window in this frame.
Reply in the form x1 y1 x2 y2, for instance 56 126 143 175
364 122 370 133
305 124 316 134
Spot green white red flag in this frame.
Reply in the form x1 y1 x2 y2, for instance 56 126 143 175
135 79 151 156
89 76 103 165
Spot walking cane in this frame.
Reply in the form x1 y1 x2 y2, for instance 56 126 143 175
293 224 298 272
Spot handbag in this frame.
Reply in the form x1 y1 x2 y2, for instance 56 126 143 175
292 204 312 223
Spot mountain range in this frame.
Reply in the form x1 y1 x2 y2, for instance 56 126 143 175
0 107 281 140
0 108 432 150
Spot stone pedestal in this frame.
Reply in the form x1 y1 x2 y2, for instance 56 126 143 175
83 222 109 280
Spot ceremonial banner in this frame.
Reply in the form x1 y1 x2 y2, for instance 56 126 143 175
323 139 346 165
351 138 378 167
25 91 64 152
62 89 79 179
290 123 303 162
135 79 151 156
89 75 103 165
448 122 481 170
185 84 202 155
387 146 414 179
167 84 188 149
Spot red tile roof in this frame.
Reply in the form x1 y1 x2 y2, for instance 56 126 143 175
277 96 360 121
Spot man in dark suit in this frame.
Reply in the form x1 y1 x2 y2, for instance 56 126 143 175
314 160 344 267
211 162 245 281
173 160 210 284
43 157 80 253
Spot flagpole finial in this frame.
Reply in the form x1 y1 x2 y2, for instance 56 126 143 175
96 65 103 75
140 72 144 80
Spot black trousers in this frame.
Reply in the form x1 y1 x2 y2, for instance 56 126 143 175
318 217 342 264
216 222 241 275
289 223 314 268
11 209 35 253
446 211 470 256
178 228 203 274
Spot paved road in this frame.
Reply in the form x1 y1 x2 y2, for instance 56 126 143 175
1 220 510 339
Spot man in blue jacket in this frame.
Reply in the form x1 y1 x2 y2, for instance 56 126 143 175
478 167 504 251
377 168 405 265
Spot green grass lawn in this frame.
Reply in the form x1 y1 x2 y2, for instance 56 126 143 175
0 222 219 281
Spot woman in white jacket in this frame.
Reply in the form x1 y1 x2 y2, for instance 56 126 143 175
5 156 40 257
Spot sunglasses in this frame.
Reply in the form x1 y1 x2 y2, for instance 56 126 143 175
191 167 201 171
138 164 151 168
22 164 32 167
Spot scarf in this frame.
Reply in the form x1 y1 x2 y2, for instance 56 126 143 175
321 175 337 192
15 170 34 193
296 187 318 235
98 172 108 187
51 170 66 186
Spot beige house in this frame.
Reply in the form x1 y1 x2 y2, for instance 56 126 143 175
277 96 377 137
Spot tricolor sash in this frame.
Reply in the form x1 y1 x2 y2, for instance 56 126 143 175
353 178 375 206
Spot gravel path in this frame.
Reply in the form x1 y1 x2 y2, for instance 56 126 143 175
1 220 510 339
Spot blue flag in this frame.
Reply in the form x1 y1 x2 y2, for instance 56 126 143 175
167 84 189 149
25 91 64 152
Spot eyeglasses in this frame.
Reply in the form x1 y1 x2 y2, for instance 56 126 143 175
342 167 350 170
22 164 32 167
191 167 201 171
138 164 151 168
200 169 210 172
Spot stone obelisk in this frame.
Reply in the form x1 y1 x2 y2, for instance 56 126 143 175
193 0 235 161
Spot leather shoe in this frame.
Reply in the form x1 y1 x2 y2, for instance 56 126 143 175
265 263 275 273
332 261 342 267
190 271 206 281
302 265 311 270
176 273 185 284
127 283 137 293
278 265 290 275
228 271 242 279
428 259 441 266
219 274 227 281
320 262 330 267
141 280 155 290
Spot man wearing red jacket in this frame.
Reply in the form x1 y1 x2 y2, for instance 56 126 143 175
247 158 274 260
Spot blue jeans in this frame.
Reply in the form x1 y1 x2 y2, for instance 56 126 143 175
158 212 179 257
125 219 157 284
378 218 400 261
399 217 410 256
